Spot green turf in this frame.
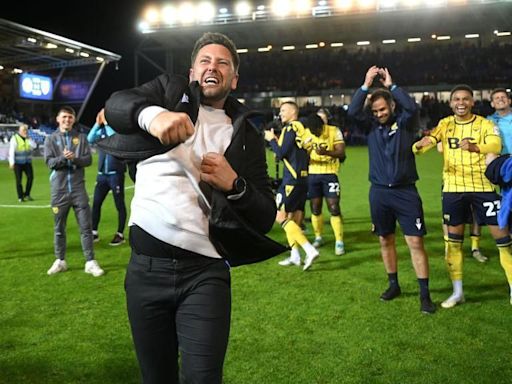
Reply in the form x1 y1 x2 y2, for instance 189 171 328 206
0 147 511 384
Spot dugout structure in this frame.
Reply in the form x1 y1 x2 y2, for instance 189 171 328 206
0 18 121 122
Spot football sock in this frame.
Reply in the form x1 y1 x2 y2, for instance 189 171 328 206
330 215 343 242
388 272 399 288
283 219 317 256
311 214 324 239
451 280 463 297
470 233 480 252
418 278 431 299
446 233 464 281
496 236 512 284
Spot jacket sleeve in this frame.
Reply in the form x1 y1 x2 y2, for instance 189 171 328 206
268 126 297 161
87 123 102 144
347 87 369 123
229 125 276 234
104 74 187 134
392 86 418 128
44 136 68 170
8 136 15 166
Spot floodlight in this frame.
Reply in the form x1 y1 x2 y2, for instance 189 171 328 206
0 65 4 70
496 31 511 37
271 0 292 16
65 48 75 53
237 48 249 53
27 37 37 43
144 7 160 23
283 45 296 50
426 0 446 7
96 57 105 62
437 35 450 40
464 34 479 39
379 0 398 8
306 43 319 48
407 37 421 42
402 0 421 7
219 7 228 14
294 0 312 14
235 1 252 16
178 3 196 24
358 0 376 10
45 43 58 49
330 42 344 47
319 41 325 47
382 39 396 44
335 0 352 11
79 52 90 57
162 5 178 25
197 2 216 22
357 41 370 45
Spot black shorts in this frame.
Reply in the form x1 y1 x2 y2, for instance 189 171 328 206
276 182 307 212
442 192 501 226
369 184 427 237
308 173 340 199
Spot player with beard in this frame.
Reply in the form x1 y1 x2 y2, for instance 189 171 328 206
104 32 276 383
348 66 435 314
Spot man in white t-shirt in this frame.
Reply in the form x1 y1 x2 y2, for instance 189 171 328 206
104 32 276 384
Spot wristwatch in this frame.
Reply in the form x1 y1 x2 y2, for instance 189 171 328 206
227 176 247 198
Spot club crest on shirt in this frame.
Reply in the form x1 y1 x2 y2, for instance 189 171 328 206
72 137 79 145
492 125 500 135
52 206 59 214
389 122 398 136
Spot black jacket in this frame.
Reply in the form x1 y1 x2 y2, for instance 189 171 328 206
101 74 286 265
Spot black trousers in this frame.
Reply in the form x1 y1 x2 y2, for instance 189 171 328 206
14 163 33 199
125 226 231 384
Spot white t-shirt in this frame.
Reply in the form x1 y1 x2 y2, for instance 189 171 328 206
130 105 233 258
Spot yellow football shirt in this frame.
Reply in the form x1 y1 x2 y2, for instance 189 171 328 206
425 115 501 192
307 124 344 175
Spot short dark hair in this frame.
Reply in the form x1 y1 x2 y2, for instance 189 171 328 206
57 106 76 116
306 113 324 137
369 88 393 106
450 84 473 99
490 88 510 99
191 32 239 72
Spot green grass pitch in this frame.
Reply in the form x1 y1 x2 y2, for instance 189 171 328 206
0 147 511 383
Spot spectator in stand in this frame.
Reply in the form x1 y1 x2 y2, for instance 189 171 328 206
414 84 512 308
8 124 36 202
87 108 127 246
44 106 104 277
265 101 319 271
487 88 512 154
305 109 347 256
347 66 435 314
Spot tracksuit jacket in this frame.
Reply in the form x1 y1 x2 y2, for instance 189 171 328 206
347 86 419 187
44 129 92 206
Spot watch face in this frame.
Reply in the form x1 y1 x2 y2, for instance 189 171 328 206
235 177 246 193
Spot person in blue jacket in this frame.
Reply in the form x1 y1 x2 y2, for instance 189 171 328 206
487 88 512 154
347 66 435 314
87 108 127 246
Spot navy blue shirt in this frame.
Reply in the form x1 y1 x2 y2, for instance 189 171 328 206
268 121 309 185
347 86 419 187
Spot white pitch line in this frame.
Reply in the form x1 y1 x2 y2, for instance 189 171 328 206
0 184 135 209
0 204 51 208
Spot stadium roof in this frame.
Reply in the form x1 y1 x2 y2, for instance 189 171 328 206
139 1 511 51
0 18 121 73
